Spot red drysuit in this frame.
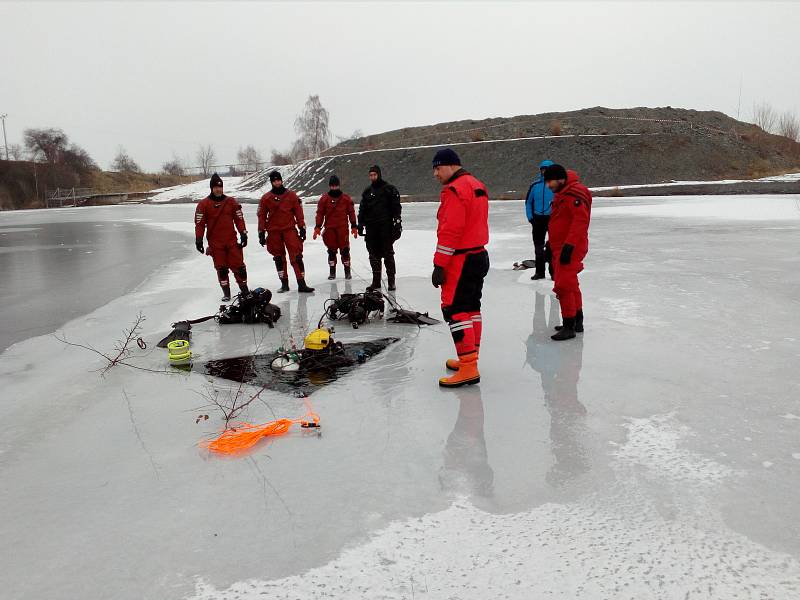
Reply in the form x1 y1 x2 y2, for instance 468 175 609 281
194 195 247 288
548 170 592 319
258 189 306 280
435 169 490 358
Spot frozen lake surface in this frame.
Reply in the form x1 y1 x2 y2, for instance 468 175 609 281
1 196 799 599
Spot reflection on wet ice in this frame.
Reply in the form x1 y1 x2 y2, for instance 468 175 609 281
526 292 588 486
439 386 494 498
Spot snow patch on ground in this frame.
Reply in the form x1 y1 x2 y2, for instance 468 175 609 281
148 177 246 203
147 164 304 204
595 195 800 221
590 172 800 191
191 414 799 600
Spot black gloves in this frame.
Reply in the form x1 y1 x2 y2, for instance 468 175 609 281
560 243 574 265
528 218 535 225
431 265 445 288
392 217 402 241
195 238 204 254
298 227 307 242
258 231 266 246
238 232 248 248
358 224 365 237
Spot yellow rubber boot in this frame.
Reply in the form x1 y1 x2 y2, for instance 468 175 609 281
439 353 480 387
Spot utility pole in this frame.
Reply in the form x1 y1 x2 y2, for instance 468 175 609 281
0 114 8 160
736 76 743 121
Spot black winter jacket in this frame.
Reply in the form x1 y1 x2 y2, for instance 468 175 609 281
358 180 401 229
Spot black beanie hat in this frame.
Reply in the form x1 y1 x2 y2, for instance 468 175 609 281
542 164 568 182
269 170 282 183
209 173 223 189
432 148 461 168
329 175 340 186
368 165 382 178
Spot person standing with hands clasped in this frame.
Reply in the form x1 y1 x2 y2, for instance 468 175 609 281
194 173 249 301
358 165 402 291
431 148 490 388
257 170 314 293
542 164 592 341
314 175 358 280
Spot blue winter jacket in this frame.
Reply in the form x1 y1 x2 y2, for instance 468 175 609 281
525 160 555 220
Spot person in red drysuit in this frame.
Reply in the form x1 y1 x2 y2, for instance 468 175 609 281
542 164 592 341
194 173 248 301
257 170 314 293
430 148 490 388
313 175 358 280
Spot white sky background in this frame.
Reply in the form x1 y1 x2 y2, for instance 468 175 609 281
2 0 799 172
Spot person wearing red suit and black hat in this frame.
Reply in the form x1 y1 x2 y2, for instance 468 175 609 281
431 148 490 388
314 175 358 280
194 173 249 301
257 170 314 293
542 164 592 341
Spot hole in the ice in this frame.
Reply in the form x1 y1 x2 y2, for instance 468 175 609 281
204 338 399 395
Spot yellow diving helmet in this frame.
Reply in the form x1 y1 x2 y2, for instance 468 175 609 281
303 328 332 351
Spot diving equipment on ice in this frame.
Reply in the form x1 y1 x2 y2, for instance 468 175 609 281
512 259 537 270
156 320 193 348
217 287 281 326
321 290 385 327
320 290 440 328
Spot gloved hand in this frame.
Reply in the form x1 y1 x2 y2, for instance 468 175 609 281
351 226 358 239
258 231 266 246
431 265 445 288
392 217 402 241
298 227 307 242
560 243 574 265
238 232 248 248
195 238 204 254
528 218 535 225
358 224 365 237
313 227 321 240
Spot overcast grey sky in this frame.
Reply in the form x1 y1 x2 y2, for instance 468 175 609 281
3 1 798 171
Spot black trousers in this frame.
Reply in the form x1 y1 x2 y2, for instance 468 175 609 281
365 223 396 276
530 215 551 275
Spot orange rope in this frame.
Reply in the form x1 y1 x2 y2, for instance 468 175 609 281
202 399 320 455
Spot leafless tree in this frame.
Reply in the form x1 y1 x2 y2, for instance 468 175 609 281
8 144 24 160
335 129 364 145
54 312 170 376
270 148 293 165
23 127 69 163
111 146 141 173
777 110 800 141
197 144 216 176
293 94 330 159
162 154 185 176
21 127 98 180
289 138 311 163
752 101 777 133
237 145 263 172
63 144 98 176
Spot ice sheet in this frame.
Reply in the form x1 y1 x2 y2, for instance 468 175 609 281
1 196 799 599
